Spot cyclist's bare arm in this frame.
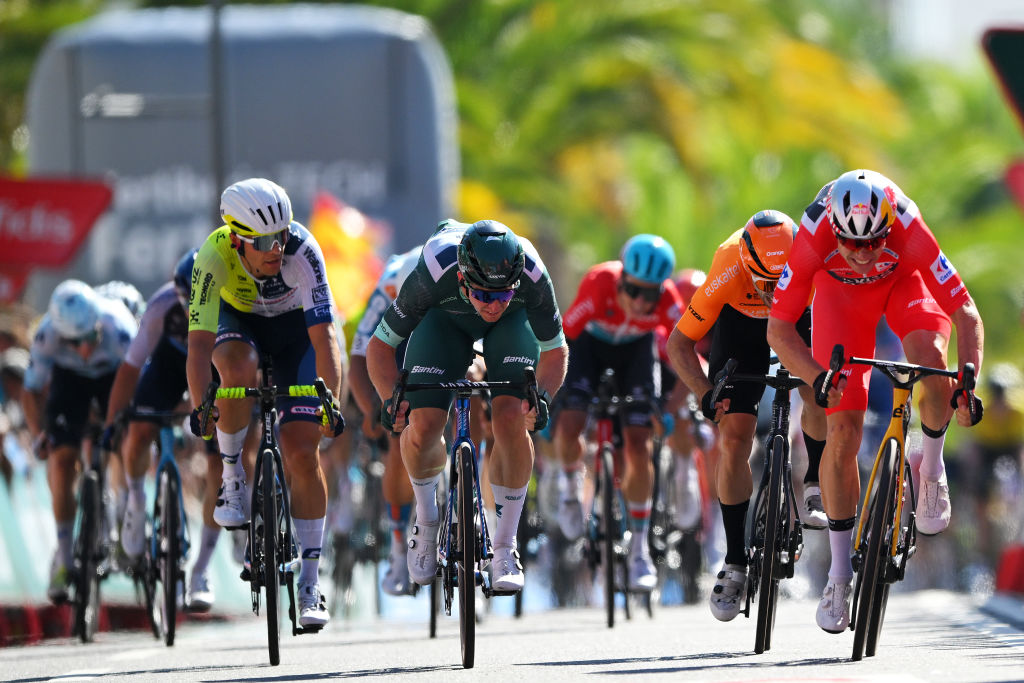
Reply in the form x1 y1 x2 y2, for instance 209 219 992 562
104 362 142 427
186 330 216 410
349 354 384 438
951 298 985 426
366 336 408 429
667 327 713 399
308 320 343 399
535 343 568 398
766 317 843 408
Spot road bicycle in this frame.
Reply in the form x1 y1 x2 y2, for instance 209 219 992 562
69 421 113 643
120 409 193 646
820 345 976 661
196 356 339 666
710 358 805 654
583 368 658 628
388 367 539 669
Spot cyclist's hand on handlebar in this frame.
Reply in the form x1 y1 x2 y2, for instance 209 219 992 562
362 410 385 440
699 390 728 423
380 397 409 433
317 401 346 438
189 404 219 439
32 433 51 461
524 390 551 432
100 424 116 452
812 371 846 409
951 388 984 427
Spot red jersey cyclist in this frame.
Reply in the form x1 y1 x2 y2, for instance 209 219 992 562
767 169 984 633
553 234 683 593
666 210 828 622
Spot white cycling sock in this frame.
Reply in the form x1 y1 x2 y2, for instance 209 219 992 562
827 528 855 580
411 474 442 525
293 516 325 586
491 484 527 550
216 426 248 478
126 475 146 508
191 524 221 577
918 432 946 481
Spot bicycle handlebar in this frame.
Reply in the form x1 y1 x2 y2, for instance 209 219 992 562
199 377 339 433
388 367 541 427
711 358 805 408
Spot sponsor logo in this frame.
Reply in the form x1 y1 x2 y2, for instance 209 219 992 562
411 365 444 375
189 310 200 325
198 272 214 305
687 303 704 322
503 355 534 365
303 246 325 284
851 201 870 216
930 252 956 285
950 283 965 297
906 296 936 309
312 284 330 304
439 296 457 305
390 301 406 319
311 305 331 319
766 250 785 257
777 264 792 290
291 405 318 416
703 263 741 296
302 548 321 559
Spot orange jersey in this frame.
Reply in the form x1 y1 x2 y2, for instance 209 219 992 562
675 228 809 341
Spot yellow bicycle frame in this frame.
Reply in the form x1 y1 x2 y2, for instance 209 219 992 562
853 384 913 557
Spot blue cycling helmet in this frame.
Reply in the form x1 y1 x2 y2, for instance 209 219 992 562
621 234 676 285
173 248 199 305
48 279 101 340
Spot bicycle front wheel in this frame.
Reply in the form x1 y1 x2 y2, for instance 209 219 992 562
852 438 898 661
754 433 786 654
456 444 476 669
73 469 102 643
260 449 281 666
158 469 181 646
600 444 616 629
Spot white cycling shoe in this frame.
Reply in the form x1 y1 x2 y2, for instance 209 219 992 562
816 577 852 633
407 520 439 585
213 475 250 529
298 582 330 628
709 563 747 622
916 474 951 535
490 546 525 593
800 485 828 530
120 501 147 559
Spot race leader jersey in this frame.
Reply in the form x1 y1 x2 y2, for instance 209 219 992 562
374 219 565 351
188 223 336 333
562 261 682 345
675 227 808 341
350 246 420 358
124 283 188 368
24 296 138 391
771 174 970 324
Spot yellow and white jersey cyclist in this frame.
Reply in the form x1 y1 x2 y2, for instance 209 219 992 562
370 218 567 594
186 177 344 629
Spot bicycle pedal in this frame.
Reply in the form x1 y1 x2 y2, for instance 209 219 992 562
296 624 324 635
239 567 252 582
223 524 247 531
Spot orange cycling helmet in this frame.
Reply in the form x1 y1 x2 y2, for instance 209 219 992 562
738 209 796 293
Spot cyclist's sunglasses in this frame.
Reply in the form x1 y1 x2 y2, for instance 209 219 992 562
236 228 289 252
837 234 887 252
750 275 777 295
63 330 99 348
619 280 662 303
463 281 516 304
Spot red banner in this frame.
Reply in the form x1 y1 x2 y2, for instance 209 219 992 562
1007 160 1024 213
0 176 113 267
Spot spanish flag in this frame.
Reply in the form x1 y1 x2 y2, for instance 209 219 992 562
307 191 388 324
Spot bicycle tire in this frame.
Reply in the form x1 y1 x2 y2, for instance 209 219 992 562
140 549 159 640
73 469 101 643
865 441 900 658
601 444 616 629
159 469 181 646
261 449 281 666
456 443 476 668
754 433 785 654
429 576 439 638
852 438 898 661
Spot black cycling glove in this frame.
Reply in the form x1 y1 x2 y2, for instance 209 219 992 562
190 405 217 440
380 398 396 433
951 388 984 425
699 390 718 422
812 371 831 408
532 390 551 432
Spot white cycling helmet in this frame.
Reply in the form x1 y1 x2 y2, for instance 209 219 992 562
220 178 293 237
48 279 101 340
95 280 146 321
826 169 897 241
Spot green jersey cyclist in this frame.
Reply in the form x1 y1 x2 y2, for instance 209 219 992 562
366 219 568 593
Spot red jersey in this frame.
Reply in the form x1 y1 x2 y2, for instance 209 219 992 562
771 177 970 324
562 261 683 345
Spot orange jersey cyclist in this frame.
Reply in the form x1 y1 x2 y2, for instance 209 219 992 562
366 219 568 594
667 210 828 622
553 234 684 594
766 169 984 634
185 178 345 629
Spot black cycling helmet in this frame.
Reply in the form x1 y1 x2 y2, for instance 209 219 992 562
457 220 525 290
173 248 199 303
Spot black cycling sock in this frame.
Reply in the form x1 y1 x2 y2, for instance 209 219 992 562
802 431 826 484
720 500 750 566
921 421 949 438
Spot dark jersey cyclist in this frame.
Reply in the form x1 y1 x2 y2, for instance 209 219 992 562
366 219 568 593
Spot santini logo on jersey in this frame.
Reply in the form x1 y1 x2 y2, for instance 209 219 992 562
411 365 444 375
503 355 534 365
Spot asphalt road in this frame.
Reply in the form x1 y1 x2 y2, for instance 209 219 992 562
4 589 1023 682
